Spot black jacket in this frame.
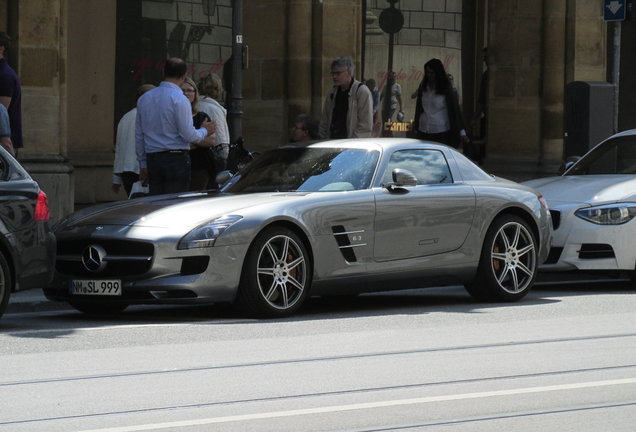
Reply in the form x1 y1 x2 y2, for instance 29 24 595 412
413 82 466 147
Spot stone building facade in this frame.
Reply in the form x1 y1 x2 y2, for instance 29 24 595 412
0 0 628 221
364 0 466 131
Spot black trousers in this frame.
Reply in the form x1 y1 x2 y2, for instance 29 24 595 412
120 171 140 197
147 151 191 196
415 130 457 148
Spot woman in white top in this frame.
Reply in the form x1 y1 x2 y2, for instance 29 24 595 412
197 73 230 185
112 84 155 197
412 58 468 149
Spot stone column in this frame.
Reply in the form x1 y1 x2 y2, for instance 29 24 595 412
66 0 117 207
565 0 606 82
314 0 363 98
286 0 313 121
487 1 542 163
540 0 566 165
14 0 74 222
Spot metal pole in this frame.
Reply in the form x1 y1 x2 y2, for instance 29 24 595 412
228 0 244 143
361 0 367 81
612 21 621 134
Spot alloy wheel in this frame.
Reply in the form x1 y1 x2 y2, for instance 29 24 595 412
489 221 536 294
256 234 307 310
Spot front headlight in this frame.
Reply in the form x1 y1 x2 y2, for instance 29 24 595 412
178 215 243 249
575 204 636 225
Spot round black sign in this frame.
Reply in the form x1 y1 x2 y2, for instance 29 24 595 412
379 7 404 34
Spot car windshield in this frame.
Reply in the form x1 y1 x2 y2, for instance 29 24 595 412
227 147 380 193
566 136 636 175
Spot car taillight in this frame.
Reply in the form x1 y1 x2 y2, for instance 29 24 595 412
35 190 50 222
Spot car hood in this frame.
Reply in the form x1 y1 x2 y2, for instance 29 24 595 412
523 175 636 205
56 191 309 230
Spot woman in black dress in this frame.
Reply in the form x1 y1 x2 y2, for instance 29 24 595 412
182 76 216 190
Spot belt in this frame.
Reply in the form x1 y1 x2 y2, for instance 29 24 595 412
155 150 187 155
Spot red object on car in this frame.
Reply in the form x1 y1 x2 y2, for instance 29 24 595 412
35 190 50 222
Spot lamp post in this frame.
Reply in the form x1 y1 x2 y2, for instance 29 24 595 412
378 0 403 135
228 0 244 144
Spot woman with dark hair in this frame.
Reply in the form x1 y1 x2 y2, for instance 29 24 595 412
198 73 230 182
412 58 469 148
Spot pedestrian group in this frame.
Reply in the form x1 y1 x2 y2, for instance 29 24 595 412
126 55 476 197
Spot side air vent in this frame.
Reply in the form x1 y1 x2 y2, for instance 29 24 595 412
331 225 367 263
549 210 561 230
544 247 563 264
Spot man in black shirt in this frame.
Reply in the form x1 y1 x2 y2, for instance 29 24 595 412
318 57 373 139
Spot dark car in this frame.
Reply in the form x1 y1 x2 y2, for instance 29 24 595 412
0 148 56 317
47 139 551 318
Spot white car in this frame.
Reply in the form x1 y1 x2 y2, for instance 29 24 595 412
523 129 636 276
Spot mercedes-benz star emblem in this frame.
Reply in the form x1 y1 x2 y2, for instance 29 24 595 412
81 244 108 272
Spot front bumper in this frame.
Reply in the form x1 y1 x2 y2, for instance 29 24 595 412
45 243 249 306
541 210 636 271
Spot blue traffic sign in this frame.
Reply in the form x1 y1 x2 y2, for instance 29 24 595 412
604 0 626 21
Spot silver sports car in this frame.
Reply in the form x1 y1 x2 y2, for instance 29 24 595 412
46 139 552 317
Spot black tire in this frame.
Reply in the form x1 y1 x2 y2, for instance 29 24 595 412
0 253 12 318
465 214 538 302
69 301 128 315
236 227 312 318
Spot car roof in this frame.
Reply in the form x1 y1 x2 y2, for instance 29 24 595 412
283 138 454 153
605 129 636 140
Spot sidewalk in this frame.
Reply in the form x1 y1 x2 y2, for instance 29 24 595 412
6 289 68 314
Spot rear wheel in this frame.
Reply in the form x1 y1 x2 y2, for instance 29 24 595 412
236 227 311 318
465 215 538 302
69 301 128 315
0 253 12 318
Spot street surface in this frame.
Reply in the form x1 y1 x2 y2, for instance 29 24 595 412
1 278 635 431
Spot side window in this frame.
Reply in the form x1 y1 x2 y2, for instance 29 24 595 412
383 149 453 185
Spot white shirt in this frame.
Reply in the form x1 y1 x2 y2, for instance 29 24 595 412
112 108 139 184
419 87 450 134
198 96 230 146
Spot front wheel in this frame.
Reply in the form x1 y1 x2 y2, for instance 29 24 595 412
236 227 312 318
465 215 538 302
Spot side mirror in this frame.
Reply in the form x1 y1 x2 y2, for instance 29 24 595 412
385 168 417 189
558 156 581 175
215 170 234 187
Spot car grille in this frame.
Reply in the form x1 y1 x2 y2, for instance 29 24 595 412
549 210 561 230
578 243 615 259
56 239 154 277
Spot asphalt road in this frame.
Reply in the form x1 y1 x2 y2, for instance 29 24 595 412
1 278 635 432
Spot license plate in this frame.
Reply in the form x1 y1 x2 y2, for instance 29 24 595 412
69 279 122 296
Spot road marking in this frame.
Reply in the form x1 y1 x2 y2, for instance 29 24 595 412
78 377 636 432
